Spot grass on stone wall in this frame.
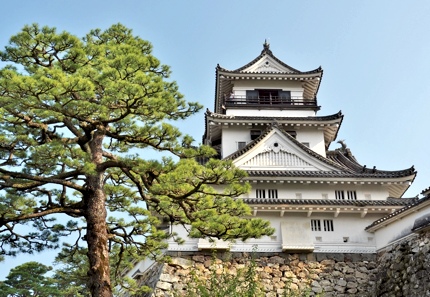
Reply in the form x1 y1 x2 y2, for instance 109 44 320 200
174 252 318 297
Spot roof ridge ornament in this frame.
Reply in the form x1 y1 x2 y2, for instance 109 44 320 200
262 39 272 54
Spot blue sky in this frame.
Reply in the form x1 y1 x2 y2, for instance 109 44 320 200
1 0 430 278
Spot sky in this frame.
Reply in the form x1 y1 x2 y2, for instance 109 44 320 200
1 0 430 279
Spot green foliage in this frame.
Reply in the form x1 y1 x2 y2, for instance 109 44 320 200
177 254 317 297
52 247 92 297
177 255 263 297
0 261 61 297
0 23 274 295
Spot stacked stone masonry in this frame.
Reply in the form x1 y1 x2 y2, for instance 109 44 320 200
135 230 430 297
374 231 430 297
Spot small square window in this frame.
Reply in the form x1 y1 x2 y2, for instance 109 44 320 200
250 130 261 140
237 142 246 150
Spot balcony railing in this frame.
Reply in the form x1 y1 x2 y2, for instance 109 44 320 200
224 95 317 108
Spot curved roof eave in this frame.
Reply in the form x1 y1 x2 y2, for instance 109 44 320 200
223 124 417 181
216 44 322 75
205 110 343 122
243 198 418 207
365 194 430 232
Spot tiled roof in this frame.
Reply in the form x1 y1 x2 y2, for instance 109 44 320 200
205 110 343 122
222 124 416 180
203 110 344 150
223 123 344 170
326 150 415 178
421 186 430 195
365 194 430 231
213 43 323 113
247 169 415 179
411 213 430 232
243 198 418 207
217 43 322 75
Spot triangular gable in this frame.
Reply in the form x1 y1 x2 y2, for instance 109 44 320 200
232 127 340 172
242 55 296 73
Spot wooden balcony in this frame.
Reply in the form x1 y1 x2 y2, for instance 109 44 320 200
224 96 319 109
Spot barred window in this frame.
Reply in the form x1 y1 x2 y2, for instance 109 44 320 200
256 189 265 199
311 219 321 231
268 189 278 198
347 191 357 200
256 189 278 199
335 190 345 200
323 219 334 232
336 190 357 200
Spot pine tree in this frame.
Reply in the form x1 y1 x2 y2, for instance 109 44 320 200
0 24 274 297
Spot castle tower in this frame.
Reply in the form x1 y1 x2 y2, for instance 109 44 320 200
167 42 417 254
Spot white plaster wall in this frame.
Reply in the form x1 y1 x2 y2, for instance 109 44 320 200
296 127 326 157
220 123 328 158
221 126 249 158
373 206 430 250
226 109 315 117
167 212 381 253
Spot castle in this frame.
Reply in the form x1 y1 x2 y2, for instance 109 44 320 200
126 43 430 296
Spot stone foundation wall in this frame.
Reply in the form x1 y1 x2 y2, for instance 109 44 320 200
374 231 430 297
148 252 377 297
133 230 430 297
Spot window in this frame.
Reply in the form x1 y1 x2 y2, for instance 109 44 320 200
285 131 297 139
256 189 265 198
245 89 291 104
323 219 334 231
250 130 261 140
311 219 334 232
237 142 246 150
268 189 278 198
347 190 357 200
311 220 321 231
335 190 345 200
335 190 357 200
301 142 310 148
256 189 278 199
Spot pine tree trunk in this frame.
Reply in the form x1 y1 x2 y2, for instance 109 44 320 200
86 130 113 297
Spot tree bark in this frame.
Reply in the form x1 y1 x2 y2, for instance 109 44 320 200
86 130 112 297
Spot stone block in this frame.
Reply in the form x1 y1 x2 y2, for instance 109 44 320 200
160 273 179 283
156 281 172 291
337 279 347 287
170 257 193 269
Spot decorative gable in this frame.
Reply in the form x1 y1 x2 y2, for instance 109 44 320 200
242 56 296 73
242 150 314 169
232 127 340 172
